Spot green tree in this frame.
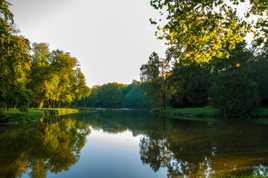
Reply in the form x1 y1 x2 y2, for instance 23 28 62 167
210 46 259 117
95 83 127 108
29 47 89 108
71 68 90 102
170 61 210 107
150 0 250 63
0 35 32 109
30 43 51 108
140 52 172 108
0 1 32 110
250 52 268 106
0 0 14 35
123 81 150 108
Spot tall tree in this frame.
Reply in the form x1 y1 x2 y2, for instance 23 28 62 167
0 0 14 35
0 0 32 110
140 52 172 108
30 43 50 108
150 0 251 63
170 61 210 107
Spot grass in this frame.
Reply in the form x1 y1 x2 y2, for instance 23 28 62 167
33 108 80 116
254 107 268 117
2 108 43 121
252 107 268 125
162 106 268 123
1 108 83 122
161 106 220 122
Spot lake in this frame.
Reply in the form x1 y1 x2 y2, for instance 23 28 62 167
1 111 268 178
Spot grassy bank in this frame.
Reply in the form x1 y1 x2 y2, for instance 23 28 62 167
1 108 83 122
161 106 268 123
161 106 219 122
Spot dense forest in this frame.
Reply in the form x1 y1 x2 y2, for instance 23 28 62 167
0 1 89 110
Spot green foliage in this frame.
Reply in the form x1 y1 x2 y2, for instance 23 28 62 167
0 1 89 110
251 53 268 105
163 106 219 122
140 52 172 108
140 43 268 118
150 0 250 63
77 83 126 108
123 82 150 108
75 81 151 109
0 0 14 35
3 108 81 122
170 61 210 107
95 83 126 108
209 45 259 118
211 68 259 118
0 34 32 109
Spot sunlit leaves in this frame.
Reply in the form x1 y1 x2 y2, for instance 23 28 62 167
149 0 264 62
29 44 89 108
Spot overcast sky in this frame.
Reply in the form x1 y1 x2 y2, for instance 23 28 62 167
9 0 165 85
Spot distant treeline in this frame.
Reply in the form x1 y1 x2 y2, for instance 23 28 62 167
0 1 89 110
75 81 151 109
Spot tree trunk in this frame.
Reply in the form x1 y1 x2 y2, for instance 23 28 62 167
39 100 44 108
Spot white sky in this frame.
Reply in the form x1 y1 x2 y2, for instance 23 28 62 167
9 0 165 86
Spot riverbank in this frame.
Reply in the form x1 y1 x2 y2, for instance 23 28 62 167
0 108 90 122
160 107 268 123
160 107 219 122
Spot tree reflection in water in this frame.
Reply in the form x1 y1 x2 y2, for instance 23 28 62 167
0 117 90 178
138 119 268 178
4 112 268 178
75 112 268 177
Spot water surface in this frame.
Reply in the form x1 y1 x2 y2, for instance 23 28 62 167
1 111 268 178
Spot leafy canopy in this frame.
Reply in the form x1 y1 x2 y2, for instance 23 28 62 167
150 0 268 63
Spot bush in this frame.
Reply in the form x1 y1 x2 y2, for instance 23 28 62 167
211 69 259 118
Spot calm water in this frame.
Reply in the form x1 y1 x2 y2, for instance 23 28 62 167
1 112 268 178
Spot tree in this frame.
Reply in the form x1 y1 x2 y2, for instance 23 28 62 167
94 83 126 108
0 0 14 35
71 68 90 102
250 52 268 106
30 43 51 108
150 0 250 63
170 61 210 107
140 52 172 108
210 46 259 117
0 0 89 110
0 1 33 110
123 81 150 108
29 47 89 108
0 35 32 109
